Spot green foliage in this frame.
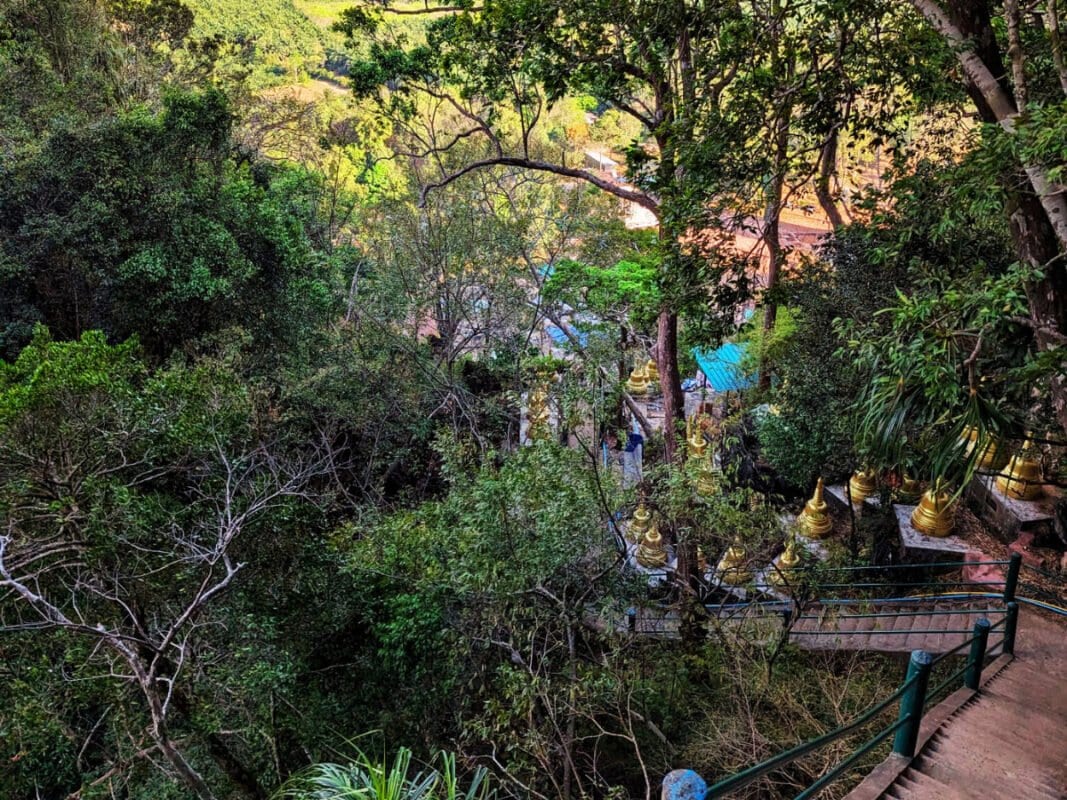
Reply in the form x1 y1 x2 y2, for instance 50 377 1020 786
182 0 327 85
543 255 661 333
759 152 1028 489
0 89 339 361
0 0 125 148
834 155 1038 485
281 749 493 800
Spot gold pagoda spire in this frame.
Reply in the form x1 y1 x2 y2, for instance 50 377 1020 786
628 500 652 543
716 539 752 586
625 363 648 396
768 534 802 587
996 438 1043 500
636 517 668 568
896 474 922 504
797 478 833 539
695 453 719 497
848 469 877 505
686 413 707 459
644 358 659 383
960 425 1008 470
910 478 956 537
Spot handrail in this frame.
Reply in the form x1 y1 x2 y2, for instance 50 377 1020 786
802 560 1012 572
791 628 980 636
667 611 1013 800
812 607 1001 619
811 580 1005 589
924 661 972 707
657 558 1052 797
794 716 909 800
703 675 920 796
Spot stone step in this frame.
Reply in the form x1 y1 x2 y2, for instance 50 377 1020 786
917 746 1065 800
888 769 971 799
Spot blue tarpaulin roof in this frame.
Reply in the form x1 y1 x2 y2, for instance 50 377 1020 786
692 342 755 392
546 324 589 347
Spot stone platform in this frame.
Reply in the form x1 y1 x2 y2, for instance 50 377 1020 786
780 513 833 560
893 504 970 558
826 484 880 515
967 475 1063 545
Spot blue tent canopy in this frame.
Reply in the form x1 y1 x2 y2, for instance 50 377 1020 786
546 324 589 347
692 342 755 392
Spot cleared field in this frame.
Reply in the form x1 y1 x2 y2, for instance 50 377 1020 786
294 0 355 27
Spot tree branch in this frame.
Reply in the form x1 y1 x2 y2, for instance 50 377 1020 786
418 156 660 214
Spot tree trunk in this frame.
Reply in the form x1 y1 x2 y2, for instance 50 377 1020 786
912 0 1067 250
759 109 792 392
1010 194 1067 434
815 129 846 229
916 0 1067 435
146 708 217 800
657 310 684 462
675 539 706 649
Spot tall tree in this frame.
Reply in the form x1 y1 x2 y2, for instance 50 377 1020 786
337 0 934 453
337 0 768 458
907 0 1067 433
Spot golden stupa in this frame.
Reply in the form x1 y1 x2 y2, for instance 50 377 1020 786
910 479 956 537
768 535 802 586
695 454 720 497
636 518 668 568
625 363 647 396
526 386 551 441
896 474 922 504
644 358 659 383
716 539 752 586
960 425 1008 470
849 469 878 505
628 500 652 543
797 478 833 539
996 439 1043 500
686 414 708 459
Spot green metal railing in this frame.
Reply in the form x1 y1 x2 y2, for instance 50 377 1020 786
660 554 1041 800
677 610 1016 800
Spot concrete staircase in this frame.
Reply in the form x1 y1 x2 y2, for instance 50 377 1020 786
848 613 1067 800
789 603 996 654
627 601 999 654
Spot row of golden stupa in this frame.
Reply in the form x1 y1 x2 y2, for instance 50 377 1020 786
627 496 802 587
626 409 803 586
625 359 660 395
623 419 1048 591
796 425 1046 539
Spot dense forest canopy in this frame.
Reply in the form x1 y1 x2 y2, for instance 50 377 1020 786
0 0 1064 798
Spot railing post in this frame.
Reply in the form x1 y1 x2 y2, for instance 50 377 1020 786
1004 553 1022 603
965 617 992 690
893 650 933 758
661 769 707 800
1003 601 1019 656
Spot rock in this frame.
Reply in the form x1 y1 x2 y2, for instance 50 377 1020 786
962 549 1005 591
1008 531 1045 567
661 769 708 800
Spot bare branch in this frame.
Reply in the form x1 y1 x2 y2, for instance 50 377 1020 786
418 156 660 214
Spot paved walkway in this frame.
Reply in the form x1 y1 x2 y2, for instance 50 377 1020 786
848 611 1067 800
626 599 1004 654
